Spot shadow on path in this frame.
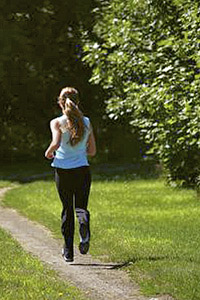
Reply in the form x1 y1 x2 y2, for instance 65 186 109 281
71 262 131 270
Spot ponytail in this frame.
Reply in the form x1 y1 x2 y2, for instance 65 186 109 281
58 87 85 146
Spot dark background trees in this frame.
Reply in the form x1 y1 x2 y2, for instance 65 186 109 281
1 0 140 164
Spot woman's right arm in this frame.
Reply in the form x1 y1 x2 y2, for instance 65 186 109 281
87 125 96 157
45 119 61 159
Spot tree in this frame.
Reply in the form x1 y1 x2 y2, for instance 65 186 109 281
0 0 103 161
82 0 200 187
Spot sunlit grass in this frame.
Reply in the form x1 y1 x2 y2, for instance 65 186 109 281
0 181 14 188
0 227 86 300
2 178 200 299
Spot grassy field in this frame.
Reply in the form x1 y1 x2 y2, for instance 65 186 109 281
0 227 86 300
1 164 200 300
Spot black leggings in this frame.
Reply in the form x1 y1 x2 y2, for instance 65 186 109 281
55 166 91 254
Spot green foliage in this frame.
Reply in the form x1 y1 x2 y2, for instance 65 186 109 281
82 0 200 187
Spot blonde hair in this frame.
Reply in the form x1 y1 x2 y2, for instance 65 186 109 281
58 87 85 146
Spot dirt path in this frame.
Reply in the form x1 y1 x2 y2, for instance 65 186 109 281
0 188 172 300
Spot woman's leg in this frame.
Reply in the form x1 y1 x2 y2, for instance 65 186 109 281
74 167 91 254
55 168 74 260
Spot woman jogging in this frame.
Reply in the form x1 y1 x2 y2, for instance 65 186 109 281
45 87 96 262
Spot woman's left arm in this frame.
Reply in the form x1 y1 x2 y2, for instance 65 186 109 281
87 124 96 157
45 119 61 159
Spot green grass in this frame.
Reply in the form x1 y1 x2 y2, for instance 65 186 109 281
0 227 86 300
0 181 15 188
2 177 200 300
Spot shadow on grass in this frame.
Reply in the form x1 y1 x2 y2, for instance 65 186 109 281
92 162 160 182
0 161 160 185
0 161 54 184
71 255 171 270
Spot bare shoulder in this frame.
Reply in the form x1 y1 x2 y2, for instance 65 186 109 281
50 118 60 130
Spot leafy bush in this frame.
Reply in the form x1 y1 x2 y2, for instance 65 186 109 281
82 0 200 187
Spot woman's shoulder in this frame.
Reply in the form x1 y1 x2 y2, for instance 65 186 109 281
83 116 92 134
50 117 59 126
83 115 90 125
50 115 67 132
53 115 67 126
57 114 67 121
50 115 66 122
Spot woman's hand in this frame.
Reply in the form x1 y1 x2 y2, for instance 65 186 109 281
45 150 54 159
